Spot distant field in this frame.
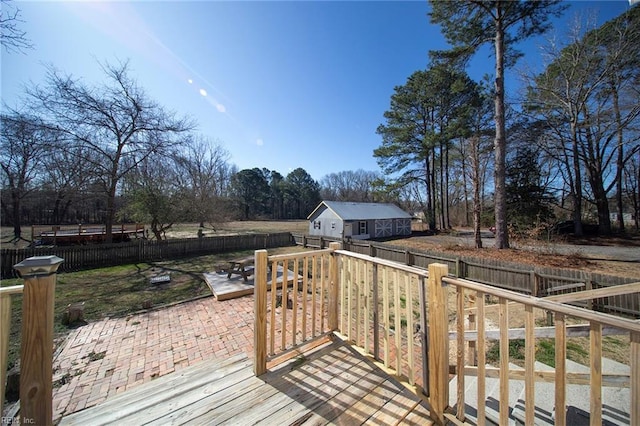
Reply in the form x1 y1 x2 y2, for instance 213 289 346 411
0 220 309 249
165 220 308 239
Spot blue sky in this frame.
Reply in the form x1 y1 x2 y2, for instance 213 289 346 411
1 1 632 182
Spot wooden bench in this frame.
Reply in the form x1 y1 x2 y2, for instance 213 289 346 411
226 257 255 282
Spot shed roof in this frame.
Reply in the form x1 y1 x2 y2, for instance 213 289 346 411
308 201 412 221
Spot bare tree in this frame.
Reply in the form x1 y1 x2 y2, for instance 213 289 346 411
0 0 33 53
28 60 195 242
173 135 234 229
525 11 640 236
123 152 182 241
0 111 54 240
40 144 93 224
319 169 381 202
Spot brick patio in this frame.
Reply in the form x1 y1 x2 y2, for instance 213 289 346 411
51 295 255 424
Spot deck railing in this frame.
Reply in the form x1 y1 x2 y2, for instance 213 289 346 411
253 244 338 375
438 263 640 426
255 249 640 425
334 249 430 397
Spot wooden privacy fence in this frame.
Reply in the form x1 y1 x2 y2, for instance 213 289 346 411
293 233 640 317
1 233 293 279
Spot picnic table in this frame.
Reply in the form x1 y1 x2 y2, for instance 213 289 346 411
226 257 255 282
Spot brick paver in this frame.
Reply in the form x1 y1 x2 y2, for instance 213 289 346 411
52 295 255 423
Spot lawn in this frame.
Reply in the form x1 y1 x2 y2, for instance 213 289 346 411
2 245 307 374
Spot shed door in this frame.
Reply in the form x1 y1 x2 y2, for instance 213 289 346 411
395 218 411 235
375 219 393 238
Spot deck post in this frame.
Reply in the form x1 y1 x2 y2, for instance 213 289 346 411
254 250 268 376
427 263 449 425
328 242 341 331
14 255 63 426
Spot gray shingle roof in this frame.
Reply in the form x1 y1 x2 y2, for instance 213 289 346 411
310 201 411 221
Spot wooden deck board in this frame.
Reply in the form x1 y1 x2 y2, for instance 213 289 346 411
59 340 433 425
59 354 251 425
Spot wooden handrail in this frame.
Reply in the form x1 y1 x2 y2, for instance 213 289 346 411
464 281 640 315
253 250 639 425
439 272 639 426
445 276 640 333
254 246 338 375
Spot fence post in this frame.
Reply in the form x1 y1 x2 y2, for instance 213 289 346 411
428 263 449 425
14 255 63 426
254 249 268 376
328 242 341 331
585 272 593 311
530 271 538 297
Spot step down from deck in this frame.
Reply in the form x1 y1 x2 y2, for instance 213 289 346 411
449 357 630 426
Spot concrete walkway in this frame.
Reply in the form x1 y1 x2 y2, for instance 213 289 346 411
51 295 255 424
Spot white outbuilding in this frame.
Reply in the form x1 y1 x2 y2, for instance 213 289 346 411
307 201 412 240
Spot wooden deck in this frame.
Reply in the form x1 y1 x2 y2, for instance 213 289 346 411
59 339 433 425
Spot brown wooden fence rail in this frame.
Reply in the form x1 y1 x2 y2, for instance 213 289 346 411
1 233 294 279
293 233 639 317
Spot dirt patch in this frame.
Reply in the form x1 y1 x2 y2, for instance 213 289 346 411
388 234 640 279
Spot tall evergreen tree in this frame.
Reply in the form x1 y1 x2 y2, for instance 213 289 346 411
429 0 566 248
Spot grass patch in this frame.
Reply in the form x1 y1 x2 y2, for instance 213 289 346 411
487 337 602 368
487 339 527 363
537 339 556 366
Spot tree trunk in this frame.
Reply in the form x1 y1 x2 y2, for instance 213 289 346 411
105 185 117 244
570 122 584 237
12 192 22 240
445 142 451 229
471 137 483 249
150 218 163 241
611 81 625 233
493 8 509 249
424 155 436 231
460 139 470 227
439 143 445 230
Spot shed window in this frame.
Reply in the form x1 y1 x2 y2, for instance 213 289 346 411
313 221 321 230
359 221 367 234
331 222 336 229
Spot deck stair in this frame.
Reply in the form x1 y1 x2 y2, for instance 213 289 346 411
449 357 630 425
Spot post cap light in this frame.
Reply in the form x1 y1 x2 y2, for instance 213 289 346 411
14 256 64 276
